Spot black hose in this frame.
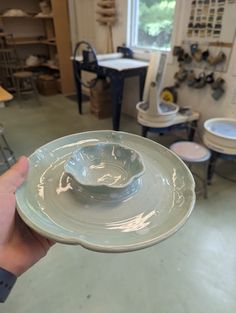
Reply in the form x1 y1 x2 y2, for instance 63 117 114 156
73 41 98 89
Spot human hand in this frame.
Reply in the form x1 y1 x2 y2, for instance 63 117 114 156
0 156 54 277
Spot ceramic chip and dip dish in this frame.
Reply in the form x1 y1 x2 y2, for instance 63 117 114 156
16 131 195 252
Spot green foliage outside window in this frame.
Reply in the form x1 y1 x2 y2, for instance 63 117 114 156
137 0 176 49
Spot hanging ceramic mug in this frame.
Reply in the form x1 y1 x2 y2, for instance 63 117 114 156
207 51 226 66
211 77 225 90
212 87 225 101
190 43 199 54
202 49 210 61
173 46 184 57
192 49 203 62
183 53 192 64
187 70 196 87
39 1 51 15
205 72 215 84
194 72 206 88
174 67 188 82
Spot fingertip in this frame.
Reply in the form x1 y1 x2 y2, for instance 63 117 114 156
17 155 29 167
15 156 29 176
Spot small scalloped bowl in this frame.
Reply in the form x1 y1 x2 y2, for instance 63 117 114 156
64 143 145 189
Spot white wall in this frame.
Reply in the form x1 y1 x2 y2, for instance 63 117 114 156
163 1 236 128
95 1 128 53
69 0 236 125
68 0 97 51
68 0 128 53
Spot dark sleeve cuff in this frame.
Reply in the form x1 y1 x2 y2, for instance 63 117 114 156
0 267 17 303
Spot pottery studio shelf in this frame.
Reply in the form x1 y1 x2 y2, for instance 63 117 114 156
24 63 59 71
0 14 53 19
0 0 74 94
5 36 57 46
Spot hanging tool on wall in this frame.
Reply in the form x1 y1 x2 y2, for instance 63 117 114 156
96 0 117 53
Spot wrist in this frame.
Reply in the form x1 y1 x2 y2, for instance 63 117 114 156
0 260 18 277
0 263 19 277
0 251 23 277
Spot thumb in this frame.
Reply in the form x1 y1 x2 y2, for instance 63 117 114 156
0 156 29 193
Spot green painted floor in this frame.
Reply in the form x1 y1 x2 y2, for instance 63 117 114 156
1 95 236 313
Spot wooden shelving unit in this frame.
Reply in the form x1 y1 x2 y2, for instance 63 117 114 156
0 14 54 19
0 0 74 94
5 36 56 46
23 63 59 70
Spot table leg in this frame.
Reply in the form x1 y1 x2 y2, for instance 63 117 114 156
188 120 198 141
141 126 149 137
111 76 124 131
73 61 82 114
139 69 147 101
207 151 219 185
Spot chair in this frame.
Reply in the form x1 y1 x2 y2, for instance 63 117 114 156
170 141 211 198
13 70 39 103
0 123 16 169
0 35 39 103
0 48 16 89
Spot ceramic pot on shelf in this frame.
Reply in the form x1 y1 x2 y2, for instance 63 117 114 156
39 1 51 15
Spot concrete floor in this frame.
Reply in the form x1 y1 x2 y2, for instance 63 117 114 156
1 95 236 313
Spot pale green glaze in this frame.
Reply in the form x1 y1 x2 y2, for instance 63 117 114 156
64 143 145 189
16 131 196 252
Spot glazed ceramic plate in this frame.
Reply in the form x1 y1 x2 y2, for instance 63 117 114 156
16 131 195 252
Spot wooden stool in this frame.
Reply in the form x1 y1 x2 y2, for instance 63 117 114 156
0 123 16 169
170 141 211 198
13 71 39 103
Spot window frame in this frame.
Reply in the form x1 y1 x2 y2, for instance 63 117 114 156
127 0 182 53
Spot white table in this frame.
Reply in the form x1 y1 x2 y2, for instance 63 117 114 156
73 52 148 130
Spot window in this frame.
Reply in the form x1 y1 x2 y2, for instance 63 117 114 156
130 0 176 51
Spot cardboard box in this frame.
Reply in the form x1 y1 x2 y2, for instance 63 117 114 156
90 78 112 119
37 74 58 96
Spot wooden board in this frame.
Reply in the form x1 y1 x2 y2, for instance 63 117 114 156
51 0 74 94
0 86 13 102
